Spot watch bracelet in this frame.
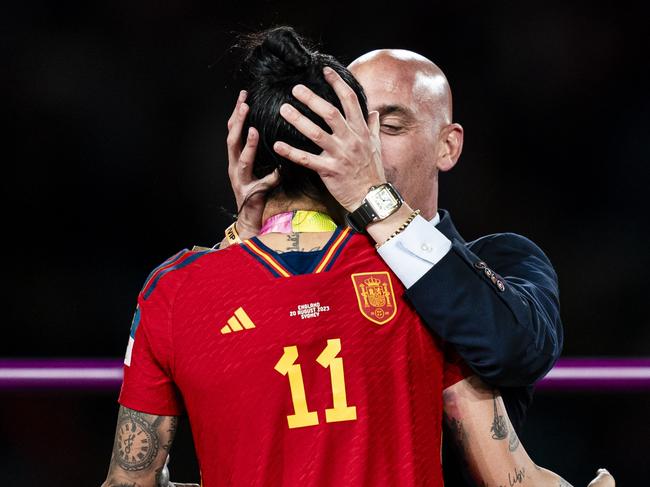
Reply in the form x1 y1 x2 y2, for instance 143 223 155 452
376 209 421 249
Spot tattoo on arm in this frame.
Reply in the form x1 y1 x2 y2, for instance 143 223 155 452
508 466 526 486
490 391 508 440
104 406 179 486
444 413 473 475
114 408 163 471
508 421 520 452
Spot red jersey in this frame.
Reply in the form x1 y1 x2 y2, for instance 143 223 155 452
119 227 471 486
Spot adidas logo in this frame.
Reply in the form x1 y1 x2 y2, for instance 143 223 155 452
221 307 256 334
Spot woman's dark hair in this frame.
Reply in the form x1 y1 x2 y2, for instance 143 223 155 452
239 26 369 205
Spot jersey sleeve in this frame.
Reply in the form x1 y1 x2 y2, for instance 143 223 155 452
118 255 188 416
442 342 475 390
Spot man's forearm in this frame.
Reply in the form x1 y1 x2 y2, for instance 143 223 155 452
406 234 562 387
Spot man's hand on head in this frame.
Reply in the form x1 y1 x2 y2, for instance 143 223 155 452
226 90 280 242
273 66 387 212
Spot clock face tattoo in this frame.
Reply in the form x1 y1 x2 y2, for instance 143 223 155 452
115 412 160 471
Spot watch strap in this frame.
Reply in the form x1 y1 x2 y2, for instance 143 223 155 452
345 203 377 233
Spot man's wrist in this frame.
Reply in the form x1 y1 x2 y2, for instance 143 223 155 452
366 204 415 245
343 178 388 212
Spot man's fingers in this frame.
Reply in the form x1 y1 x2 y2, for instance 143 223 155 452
227 101 249 166
273 141 327 173
226 90 247 131
290 85 347 135
322 66 366 130
258 168 280 190
368 110 380 139
238 127 259 178
279 103 336 151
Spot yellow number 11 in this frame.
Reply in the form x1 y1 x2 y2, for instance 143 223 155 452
274 338 357 429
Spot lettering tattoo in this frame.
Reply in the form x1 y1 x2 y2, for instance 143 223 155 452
490 391 508 440
276 233 324 253
508 467 526 486
286 233 300 251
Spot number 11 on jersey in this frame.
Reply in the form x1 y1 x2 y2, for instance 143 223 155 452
274 338 357 429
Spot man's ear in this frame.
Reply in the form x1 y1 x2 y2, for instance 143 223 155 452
436 123 464 172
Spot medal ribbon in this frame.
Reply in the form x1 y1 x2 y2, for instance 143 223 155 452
259 210 337 235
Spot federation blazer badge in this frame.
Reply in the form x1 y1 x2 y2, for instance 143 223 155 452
351 271 397 325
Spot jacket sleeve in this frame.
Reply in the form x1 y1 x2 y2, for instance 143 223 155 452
405 232 563 387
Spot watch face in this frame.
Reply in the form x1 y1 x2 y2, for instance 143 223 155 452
372 187 399 218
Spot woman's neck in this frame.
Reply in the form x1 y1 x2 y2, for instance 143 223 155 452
261 194 330 223
259 194 338 253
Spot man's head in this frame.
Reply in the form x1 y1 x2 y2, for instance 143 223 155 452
240 27 368 205
349 50 464 219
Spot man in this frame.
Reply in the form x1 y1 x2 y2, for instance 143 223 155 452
103 28 612 487
223 49 562 486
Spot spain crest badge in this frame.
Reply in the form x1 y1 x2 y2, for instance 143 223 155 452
351 271 397 325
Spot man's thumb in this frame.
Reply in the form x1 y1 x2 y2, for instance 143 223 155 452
260 168 281 189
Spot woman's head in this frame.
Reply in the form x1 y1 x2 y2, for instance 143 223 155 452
239 26 368 204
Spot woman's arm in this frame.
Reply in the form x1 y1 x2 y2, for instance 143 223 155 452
100 406 179 487
443 376 613 487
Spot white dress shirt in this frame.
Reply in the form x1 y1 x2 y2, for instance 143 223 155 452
376 212 452 288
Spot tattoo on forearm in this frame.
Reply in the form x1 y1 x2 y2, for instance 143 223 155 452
444 413 472 473
490 391 508 440
114 408 161 471
508 467 526 486
447 416 469 450
508 422 520 452
163 416 178 451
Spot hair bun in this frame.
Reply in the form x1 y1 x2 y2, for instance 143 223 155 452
263 27 311 68
242 26 314 79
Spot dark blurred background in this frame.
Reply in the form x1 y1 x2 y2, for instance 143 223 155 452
3 0 649 484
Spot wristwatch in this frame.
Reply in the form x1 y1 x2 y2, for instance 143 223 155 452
345 183 404 233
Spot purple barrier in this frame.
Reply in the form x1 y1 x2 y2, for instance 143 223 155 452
1 358 650 391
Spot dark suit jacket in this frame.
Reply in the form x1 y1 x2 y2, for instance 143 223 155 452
404 210 563 486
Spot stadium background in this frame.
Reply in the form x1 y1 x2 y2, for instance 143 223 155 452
4 0 649 484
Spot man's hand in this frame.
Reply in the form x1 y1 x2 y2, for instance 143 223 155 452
226 90 280 241
273 66 386 212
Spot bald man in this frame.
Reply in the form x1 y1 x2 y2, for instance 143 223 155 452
221 48 563 486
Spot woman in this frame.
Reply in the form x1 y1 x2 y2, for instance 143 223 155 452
102 27 613 487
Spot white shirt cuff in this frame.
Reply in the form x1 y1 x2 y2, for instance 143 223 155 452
376 214 452 288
